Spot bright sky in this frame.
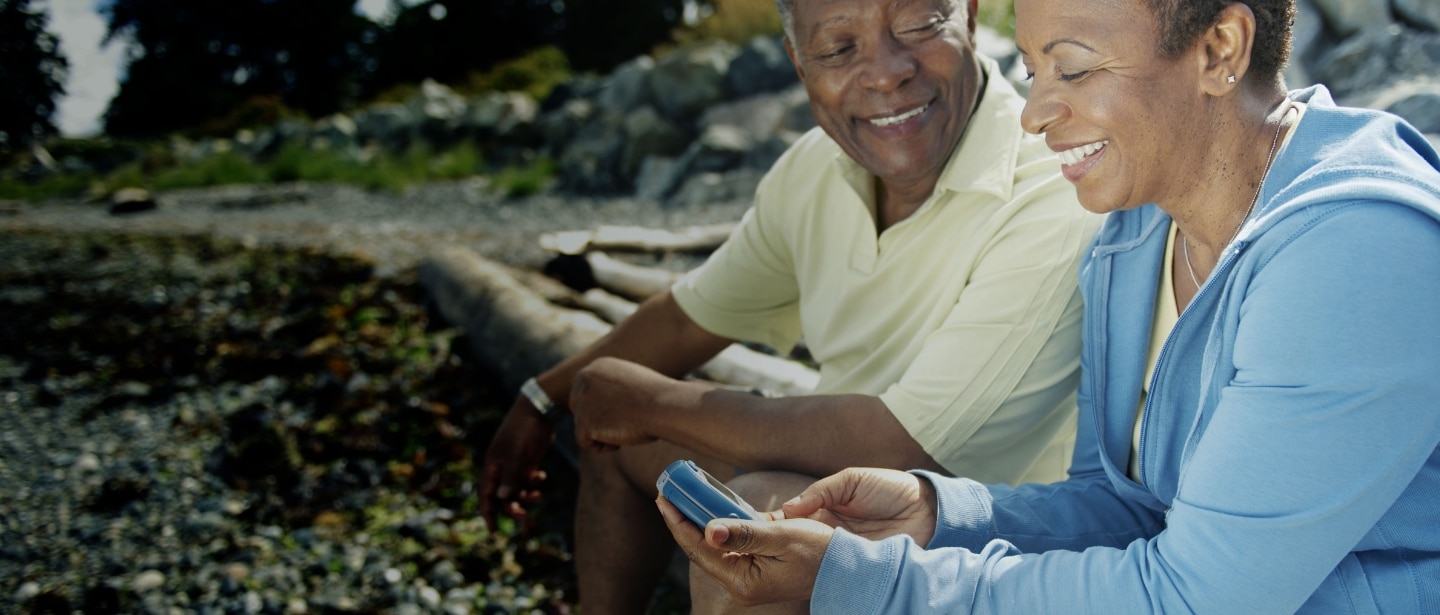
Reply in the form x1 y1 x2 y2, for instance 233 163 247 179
44 0 401 137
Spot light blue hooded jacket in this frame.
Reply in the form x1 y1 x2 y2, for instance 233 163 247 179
811 86 1440 613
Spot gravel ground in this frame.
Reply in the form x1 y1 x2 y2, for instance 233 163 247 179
1 180 752 276
0 183 751 614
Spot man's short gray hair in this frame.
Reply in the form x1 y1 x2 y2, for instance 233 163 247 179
776 0 796 42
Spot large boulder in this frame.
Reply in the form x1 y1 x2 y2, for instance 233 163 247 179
598 56 656 112
725 36 798 98
1311 0 1392 38
622 106 689 178
649 42 739 122
470 92 538 140
1393 0 1440 32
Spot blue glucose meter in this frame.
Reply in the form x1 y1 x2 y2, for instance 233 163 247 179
657 459 762 526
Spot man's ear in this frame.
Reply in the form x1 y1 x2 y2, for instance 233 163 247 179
784 37 807 82
1200 2 1255 94
967 0 978 34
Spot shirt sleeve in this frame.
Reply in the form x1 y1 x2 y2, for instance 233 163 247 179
811 204 1440 614
670 164 804 353
879 187 1099 484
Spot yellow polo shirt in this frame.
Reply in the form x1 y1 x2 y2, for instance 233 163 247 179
671 56 1103 485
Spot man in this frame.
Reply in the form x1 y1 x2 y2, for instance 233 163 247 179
479 0 1103 611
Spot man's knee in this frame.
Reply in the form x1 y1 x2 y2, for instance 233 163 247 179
725 471 817 514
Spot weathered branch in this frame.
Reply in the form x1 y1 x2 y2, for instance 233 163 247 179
420 249 819 397
418 246 610 391
578 287 819 396
540 222 735 255
585 251 685 301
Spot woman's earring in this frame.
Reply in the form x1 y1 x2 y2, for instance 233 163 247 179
1227 75 1236 84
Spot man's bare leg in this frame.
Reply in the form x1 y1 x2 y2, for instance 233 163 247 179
576 440 736 614
690 471 817 615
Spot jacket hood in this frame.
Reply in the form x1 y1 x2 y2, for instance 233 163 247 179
1241 85 1440 243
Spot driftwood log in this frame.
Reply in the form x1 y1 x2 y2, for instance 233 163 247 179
419 246 611 392
584 251 686 301
578 288 820 396
539 222 735 255
419 247 817 397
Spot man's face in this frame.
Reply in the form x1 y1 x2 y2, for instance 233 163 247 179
785 0 981 189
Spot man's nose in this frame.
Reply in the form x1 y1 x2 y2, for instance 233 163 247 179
858 35 918 92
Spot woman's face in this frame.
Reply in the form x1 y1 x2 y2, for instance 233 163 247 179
1015 0 1209 213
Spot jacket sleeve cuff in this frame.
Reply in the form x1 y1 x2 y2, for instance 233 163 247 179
811 528 902 615
912 470 996 551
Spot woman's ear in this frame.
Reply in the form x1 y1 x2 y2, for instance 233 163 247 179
1200 2 1256 95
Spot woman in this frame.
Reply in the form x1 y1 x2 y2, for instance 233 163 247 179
658 0 1440 612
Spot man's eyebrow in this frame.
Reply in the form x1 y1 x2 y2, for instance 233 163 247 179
801 15 855 46
1043 38 1096 54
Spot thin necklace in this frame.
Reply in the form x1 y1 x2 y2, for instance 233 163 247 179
1182 103 1290 288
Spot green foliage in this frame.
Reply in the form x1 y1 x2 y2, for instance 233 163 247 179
668 0 783 49
463 46 572 101
493 156 555 199
0 171 94 201
150 150 265 191
978 0 1017 37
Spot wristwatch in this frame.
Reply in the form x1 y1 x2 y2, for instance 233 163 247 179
519 377 563 423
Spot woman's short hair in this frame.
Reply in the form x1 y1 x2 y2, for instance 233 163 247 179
1147 0 1296 83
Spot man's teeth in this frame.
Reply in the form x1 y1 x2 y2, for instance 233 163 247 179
870 104 928 127
1058 140 1108 166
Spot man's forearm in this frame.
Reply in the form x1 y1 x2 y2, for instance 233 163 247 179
646 385 946 476
531 291 732 411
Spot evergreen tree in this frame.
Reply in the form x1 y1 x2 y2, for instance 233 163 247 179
0 0 68 150
102 0 375 138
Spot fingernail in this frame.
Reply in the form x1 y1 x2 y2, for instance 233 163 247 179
709 523 730 544
783 496 801 507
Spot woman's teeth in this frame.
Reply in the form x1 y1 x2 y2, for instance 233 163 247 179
870 104 928 127
1058 140 1108 166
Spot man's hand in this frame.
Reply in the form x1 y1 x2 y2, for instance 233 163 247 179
570 357 677 451
658 496 832 606
782 468 939 547
479 397 555 529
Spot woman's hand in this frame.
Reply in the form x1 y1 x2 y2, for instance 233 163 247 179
783 467 938 547
658 497 833 606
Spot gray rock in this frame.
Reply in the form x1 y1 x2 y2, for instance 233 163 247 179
1311 0 1392 37
668 168 765 207
779 84 817 133
1394 0 1440 31
470 92 538 138
622 106 688 178
597 56 655 112
689 124 753 174
133 569 166 593
634 155 682 202
1380 82 1440 133
1287 0 1327 88
309 114 358 152
699 93 789 142
649 42 739 122
1312 24 1404 99
558 110 628 192
725 35 798 97
353 103 415 149
110 187 158 215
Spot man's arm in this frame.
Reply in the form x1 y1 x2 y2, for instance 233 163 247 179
480 290 733 524
571 361 945 476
